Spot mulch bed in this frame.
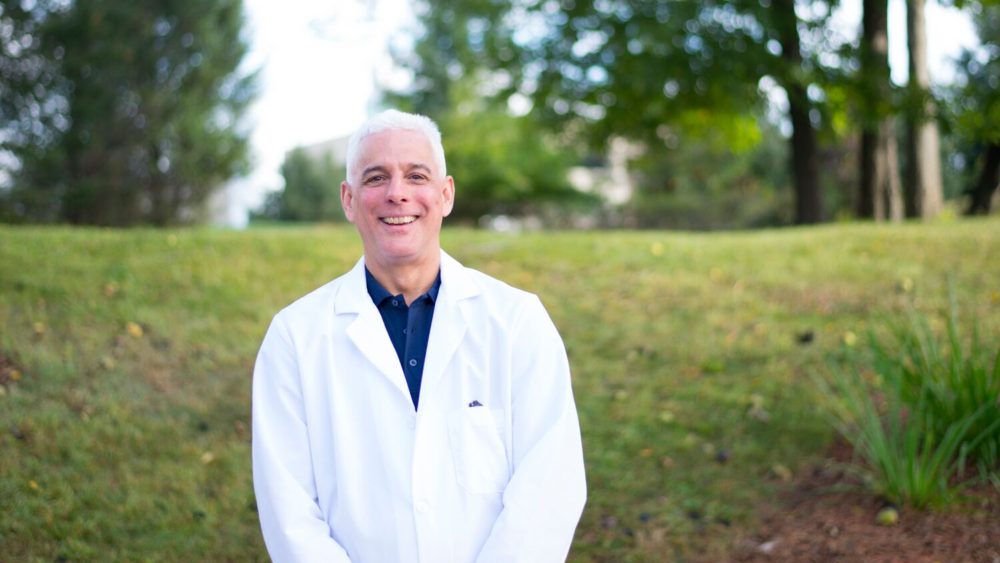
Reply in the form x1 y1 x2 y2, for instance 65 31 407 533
726 442 1000 562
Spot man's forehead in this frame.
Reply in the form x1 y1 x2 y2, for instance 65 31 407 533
358 129 432 155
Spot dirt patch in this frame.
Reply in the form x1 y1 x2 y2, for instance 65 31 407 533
725 443 1000 562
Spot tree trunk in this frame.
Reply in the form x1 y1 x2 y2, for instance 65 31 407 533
905 0 944 219
859 0 903 221
968 143 1000 215
774 0 823 224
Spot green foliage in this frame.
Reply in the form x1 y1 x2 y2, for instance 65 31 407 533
0 0 256 225
259 148 345 223
815 298 1000 508
439 100 598 222
624 117 794 229
390 77 595 223
397 0 852 225
1 219 998 560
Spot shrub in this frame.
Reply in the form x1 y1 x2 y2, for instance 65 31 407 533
816 300 1000 508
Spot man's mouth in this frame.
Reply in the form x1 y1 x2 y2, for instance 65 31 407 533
381 215 417 225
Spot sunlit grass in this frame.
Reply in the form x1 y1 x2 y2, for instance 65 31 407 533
1 218 998 561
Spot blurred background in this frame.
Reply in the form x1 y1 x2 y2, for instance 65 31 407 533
2 2 999 560
1 0 998 231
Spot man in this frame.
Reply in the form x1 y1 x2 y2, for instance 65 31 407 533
251 109 587 562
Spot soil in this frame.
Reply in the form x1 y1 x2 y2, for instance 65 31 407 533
725 442 1000 563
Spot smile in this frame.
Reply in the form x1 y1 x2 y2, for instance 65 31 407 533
381 216 417 225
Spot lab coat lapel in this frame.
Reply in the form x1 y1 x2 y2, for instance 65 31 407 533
422 251 479 400
337 257 411 402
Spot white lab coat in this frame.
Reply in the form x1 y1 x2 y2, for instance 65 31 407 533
252 250 586 563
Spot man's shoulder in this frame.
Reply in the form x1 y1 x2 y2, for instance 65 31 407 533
273 267 353 324
450 260 543 317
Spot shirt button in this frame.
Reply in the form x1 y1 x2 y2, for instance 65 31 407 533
402 328 408 334
409 359 417 367
416 500 430 513
391 299 399 307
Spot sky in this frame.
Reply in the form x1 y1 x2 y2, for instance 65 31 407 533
230 0 978 219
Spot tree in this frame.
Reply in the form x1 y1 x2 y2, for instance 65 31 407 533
0 0 255 225
389 14 594 223
858 0 903 221
263 147 345 222
398 0 846 226
904 0 944 219
950 0 1000 214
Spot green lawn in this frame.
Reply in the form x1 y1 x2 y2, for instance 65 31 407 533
1 219 998 561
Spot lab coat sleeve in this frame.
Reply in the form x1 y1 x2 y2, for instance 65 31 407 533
476 296 587 562
252 315 352 563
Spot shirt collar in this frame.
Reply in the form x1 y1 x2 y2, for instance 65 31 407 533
365 267 441 307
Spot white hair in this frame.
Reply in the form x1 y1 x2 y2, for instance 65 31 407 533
345 109 447 184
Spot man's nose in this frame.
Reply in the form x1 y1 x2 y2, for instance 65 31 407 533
385 176 409 202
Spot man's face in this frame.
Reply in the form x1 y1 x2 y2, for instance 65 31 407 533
341 129 455 273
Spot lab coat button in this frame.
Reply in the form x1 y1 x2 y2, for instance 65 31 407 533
416 500 430 513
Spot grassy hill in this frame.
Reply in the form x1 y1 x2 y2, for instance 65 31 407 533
2 219 998 561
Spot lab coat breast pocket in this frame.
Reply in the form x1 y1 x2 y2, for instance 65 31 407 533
448 407 510 494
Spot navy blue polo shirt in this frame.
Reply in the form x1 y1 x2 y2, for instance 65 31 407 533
365 267 441 410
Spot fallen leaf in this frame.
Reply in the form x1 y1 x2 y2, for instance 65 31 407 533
771 463 792 481
639 447 654 458
200 451 215 464
898 277 914 293
33 322 46 336
127 322 144 338
9 369 21 382
28 480 39 490
843 330 858 347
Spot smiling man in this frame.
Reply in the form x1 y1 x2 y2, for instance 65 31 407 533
251 109 587 562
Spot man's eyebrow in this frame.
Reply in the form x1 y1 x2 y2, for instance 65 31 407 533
361 165 388 178
407 164 432 175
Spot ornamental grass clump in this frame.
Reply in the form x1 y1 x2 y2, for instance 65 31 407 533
816 300 1000 509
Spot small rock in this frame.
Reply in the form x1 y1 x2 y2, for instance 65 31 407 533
757 539 780 554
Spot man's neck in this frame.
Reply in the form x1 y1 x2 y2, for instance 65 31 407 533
366 255 441 305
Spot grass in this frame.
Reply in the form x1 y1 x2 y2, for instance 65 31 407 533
816 294 1000 508
1 218 998 561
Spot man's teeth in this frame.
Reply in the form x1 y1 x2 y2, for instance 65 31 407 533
382 216 416 225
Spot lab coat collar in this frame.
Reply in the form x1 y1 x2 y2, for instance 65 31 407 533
335 250 480 408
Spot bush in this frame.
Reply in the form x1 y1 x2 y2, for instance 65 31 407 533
816 299 1000 508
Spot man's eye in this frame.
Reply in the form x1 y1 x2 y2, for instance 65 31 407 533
364 175 386 184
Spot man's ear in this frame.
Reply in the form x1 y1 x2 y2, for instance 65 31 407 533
442 176 455 218
340 181 356 222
